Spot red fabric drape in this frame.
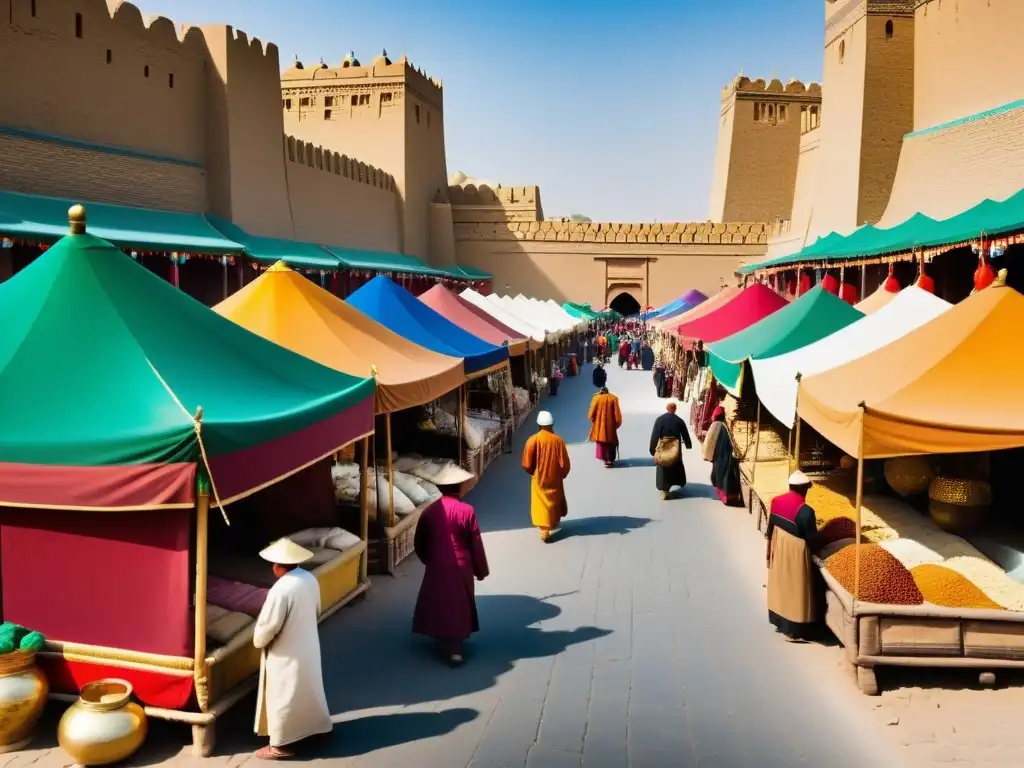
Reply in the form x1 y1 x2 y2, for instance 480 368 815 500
838 282 859 304
820 272 840 295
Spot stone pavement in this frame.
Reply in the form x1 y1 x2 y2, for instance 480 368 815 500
18 362 1024 767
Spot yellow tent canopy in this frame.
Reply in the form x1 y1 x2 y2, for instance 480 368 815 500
215 262 465 413
798 276 1024 459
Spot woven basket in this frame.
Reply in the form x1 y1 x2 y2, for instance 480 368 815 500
0 651 35 677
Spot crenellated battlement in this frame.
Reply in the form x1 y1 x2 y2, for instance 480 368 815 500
280 51 442 109
722 75 822 102
454 220 768 245
448 183 540 207
284 135 397 193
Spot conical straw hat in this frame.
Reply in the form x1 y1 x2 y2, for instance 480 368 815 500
259 537 314 565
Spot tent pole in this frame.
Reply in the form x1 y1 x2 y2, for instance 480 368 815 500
193 490 210 712
752 399 761 483
385 413 395 528
793 372 803 472
854 405 866 604
359 435 370 583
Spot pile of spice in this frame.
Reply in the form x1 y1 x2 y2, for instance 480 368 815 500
910 564 1003 610
825 543 923 605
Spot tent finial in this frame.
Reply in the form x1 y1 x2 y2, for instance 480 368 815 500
69 204 86 235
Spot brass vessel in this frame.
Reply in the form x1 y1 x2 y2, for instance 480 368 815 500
928 476 992 535
0 651 48 752
58 679 148 766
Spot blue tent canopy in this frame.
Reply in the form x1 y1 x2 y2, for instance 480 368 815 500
347 275 508 376
652 300 695 324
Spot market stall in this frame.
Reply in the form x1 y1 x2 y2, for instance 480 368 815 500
795 273 1024 694
461 288 551 394
214 262 468 574
0 207 376 754
348 276 511 507
419 285 536 433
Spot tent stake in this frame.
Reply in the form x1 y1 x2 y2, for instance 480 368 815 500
385 413 395 528
193 490 210 712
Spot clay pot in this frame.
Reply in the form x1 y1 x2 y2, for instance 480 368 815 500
58 679 148 766
0 651 48 753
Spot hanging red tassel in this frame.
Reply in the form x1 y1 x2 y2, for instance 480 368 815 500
916 262 935 294
820 272 840 295
839 281 858 304
883 263 900 292
974 239 996 292
799 271 812 295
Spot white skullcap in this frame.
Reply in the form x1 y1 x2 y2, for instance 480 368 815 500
536 411 554 427
789 470 811 486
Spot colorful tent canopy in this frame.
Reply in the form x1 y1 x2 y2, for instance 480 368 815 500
799 279 1024 459
0 190 244 255
740 185 1024 275
543 299 588 330
461 289 548 343
653 287 740 332
215 263 464 413
752 287 951 428
492 295 563 341
419 285 529 356
0 214 374 511
674 284 788 347
322 243 442 276
708 286 864 396
443 264 493 280
512 295 578 333
855 283 900 314
348 276 509 376
652 290 709 321
206 215 339 270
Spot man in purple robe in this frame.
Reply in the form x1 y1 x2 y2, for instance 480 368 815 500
413 496 490 666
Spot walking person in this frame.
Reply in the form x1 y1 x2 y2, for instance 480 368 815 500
649 401 693 500
588 386 622 468
702 406 742 506
766 471 821 642
413 495 490 667
252 538 333 760
592 360 607 389
522 411 571 542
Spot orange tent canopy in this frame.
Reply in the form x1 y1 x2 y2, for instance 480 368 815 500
799 279 1024 459
419 285 529 356
215 262 465 413
653 287 740 332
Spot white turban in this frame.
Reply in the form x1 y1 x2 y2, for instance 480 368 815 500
537 411 554 427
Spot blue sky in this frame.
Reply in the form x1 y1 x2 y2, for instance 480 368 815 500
139 0 823 222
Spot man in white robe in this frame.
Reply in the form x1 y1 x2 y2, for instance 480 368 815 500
252 538 333 759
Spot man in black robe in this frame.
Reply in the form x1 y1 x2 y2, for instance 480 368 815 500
649 401 693 500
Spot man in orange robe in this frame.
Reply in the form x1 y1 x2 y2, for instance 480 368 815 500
522 410 571 542
588 386 622 468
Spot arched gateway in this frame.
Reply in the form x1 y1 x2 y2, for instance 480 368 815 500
609 292 641 317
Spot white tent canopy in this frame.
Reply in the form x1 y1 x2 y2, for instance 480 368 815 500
750 286 952 428
515 295 576 334
497 295 566 340
544 299 588 331
460 288 549 343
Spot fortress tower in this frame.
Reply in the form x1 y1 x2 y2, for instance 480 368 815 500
707 77 822 223
806 0 915 238
281 51 448 261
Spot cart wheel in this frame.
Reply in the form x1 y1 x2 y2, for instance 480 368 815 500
979 671 996 687
857 665 879 696
192 723 216 758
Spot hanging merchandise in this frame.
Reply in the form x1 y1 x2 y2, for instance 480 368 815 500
820 271 840 296
972 237 996 293
915 253 935 294
838 266 858 305
799 270 812 296
883 262 901 292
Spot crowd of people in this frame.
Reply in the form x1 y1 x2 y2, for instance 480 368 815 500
247 316 825 759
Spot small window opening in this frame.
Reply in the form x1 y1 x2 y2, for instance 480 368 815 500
885 19 894 39
324 96 333 107
839 40 846 63
415 104 420 123
168 73 174 88
300 97 310 107
358 94 369 106
324 109 332 120
30 0 36 17
350 95 358 106
144 65 149 78
285 98 292 110
381 92 392 103
75 12 82 38
106 49 112 64
779 105 787 121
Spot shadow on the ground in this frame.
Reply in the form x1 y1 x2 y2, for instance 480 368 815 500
318 708 479 757
677 481 721 500
554 515 652 540
613 456 654 468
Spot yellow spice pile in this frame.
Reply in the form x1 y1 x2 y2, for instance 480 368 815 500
910 564 1003 610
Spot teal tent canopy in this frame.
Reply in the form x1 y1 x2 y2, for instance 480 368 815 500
707 285 864 396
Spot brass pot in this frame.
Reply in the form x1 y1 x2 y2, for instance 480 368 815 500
58 679 148 766
928 476 992 535
0 651 48 753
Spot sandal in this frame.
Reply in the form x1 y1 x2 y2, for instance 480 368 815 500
255 746 293 760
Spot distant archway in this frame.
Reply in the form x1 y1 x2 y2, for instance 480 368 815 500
609 292 641 317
